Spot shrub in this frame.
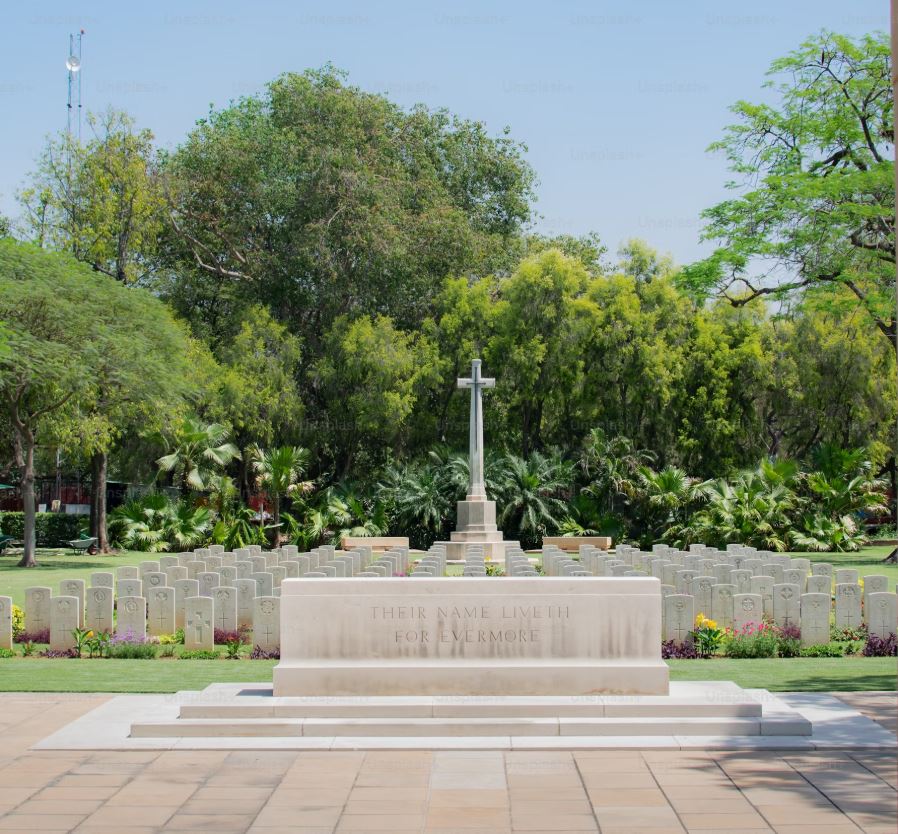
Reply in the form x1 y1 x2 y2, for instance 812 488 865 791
15 628 49 644
862 633 897 657
0 647 14 658
831 622 867 642
180 649 221 660
250 646 280 659
11 604 24 638
776 624 802 658
691 613 724 658
225 639 242 659
214 626 250 645
799 642 845 657
0 511 81 546
108 642 158 659
39 648 79 658
661 640 698 659
724 622 779 658
19 641 35 657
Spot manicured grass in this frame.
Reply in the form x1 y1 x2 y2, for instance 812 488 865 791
0 548 148 606
0 657 278 692
667 657 896 692
0 655 892 693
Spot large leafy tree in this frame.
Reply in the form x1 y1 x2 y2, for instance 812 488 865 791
681 32 894 351
160 66 535 343
0 240 191 566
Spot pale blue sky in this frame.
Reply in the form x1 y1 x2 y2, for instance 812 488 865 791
0 0 888 265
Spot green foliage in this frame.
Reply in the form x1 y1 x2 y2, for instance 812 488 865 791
107 641 158 659
0 648 14 659
179 649 221 660
799 642 847 658
248 444 312 539
723 622 779 658
0 512 81 546
682 32 895 349
111 493 211 552
11 604 24 638
156 417 240 494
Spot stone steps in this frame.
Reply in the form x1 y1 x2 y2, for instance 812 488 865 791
131 715 809 738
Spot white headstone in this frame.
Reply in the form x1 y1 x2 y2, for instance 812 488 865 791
116 596 147 641
236 578 256 630
711 584 735 629
50 596 79 650
117 579 142 599
0 596 12 649
173 578 199 630
750 575 774 618
800 593 830 646
59 579 85 627
732 593 763 633
24 587 52 635
213 586 238 634
834 583 862 629
184 596 214 650
147 587 175 636
85 586 114 635
773 583 801 630
865 592 897 639
253 596 280 651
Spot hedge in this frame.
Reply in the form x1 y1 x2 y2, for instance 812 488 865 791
0 512 83 546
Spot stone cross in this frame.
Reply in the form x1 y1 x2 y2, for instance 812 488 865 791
457 359 495 500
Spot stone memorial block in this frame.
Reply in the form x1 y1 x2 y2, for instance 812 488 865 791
195 548 211 560
674 569 696 595
281 560 299 579
713 564 732 585
185 560 206 579
732 594 763 633
250 556 267 573
730 569 752 595
835 569 859 585
253 596 280 651
834 583 862 629
692 576 715 616
698 559 716 576
773 583 801 630
91 572 114 589
50 597 79 650
863 575 889 612
661 564 677 586
236 561 252 579
204 556 223 570
663 594 694 644
252 572 274 596
800 593 830 646
811 563 833 577
197 572 220 597
159 556 179 571
138 561 161 580
806 575 831 595
213 586 238 634
147 587 175 636
782 568 805 590
219 552 236 567
219 566 237 587
236 579 256 629
173 578 199 630
263 551 278 568
116 566 139 581
208 544 224 556
164 565 188 586
270 566 287 588
744 558 763 575
711 584 735 629
865 592 897 639
143 571 167 592
117 579 142 599
248 544 263 558
234 548 250 560
0 596 12 649
184 596 214 650
59 579 85 626
791 558 811 574
24 587 52 634
116 596 147 640
750 575 774 617
176 552 194 566
761 563 784 584
85 587 113 634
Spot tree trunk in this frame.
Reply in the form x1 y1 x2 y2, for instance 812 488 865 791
94 450 110 552
89 453 98 538
17 440 37 568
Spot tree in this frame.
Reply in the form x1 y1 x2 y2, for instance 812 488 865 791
0 240 188 566
156 418 240 496
681 32 895 351
248 444 311 542
161 66 534 343
18 108 163 284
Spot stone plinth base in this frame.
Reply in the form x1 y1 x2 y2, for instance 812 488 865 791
274 577 667 697
438 539 512 561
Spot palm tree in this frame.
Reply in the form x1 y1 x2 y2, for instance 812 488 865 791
495 451 573 547
633 465 711 541
157 417 241 495
248 445 312 543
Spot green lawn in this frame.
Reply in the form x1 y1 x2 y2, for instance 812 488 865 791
0 548 148 606
0 656 892 693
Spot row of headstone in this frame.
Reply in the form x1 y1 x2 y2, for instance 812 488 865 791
505 544 539 577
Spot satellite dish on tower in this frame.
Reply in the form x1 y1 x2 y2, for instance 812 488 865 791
66 55 81 72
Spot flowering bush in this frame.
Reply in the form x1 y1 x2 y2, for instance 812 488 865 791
776 624 802 658
107 628 157 659
39 648 79 658
691 613 724 658
214 626 251 645
250 645 280 659
661 639 698 659
11 604 24 638
831 622 867 642
14 628 49 644
862 633 897 657
723 621 779 658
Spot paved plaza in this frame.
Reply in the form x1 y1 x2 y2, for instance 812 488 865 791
0 692 894 834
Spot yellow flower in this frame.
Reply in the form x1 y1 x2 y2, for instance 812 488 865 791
86 631 94 638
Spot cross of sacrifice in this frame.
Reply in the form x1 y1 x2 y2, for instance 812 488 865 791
457 359 495 500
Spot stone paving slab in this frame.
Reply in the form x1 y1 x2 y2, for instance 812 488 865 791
0 693 894 833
